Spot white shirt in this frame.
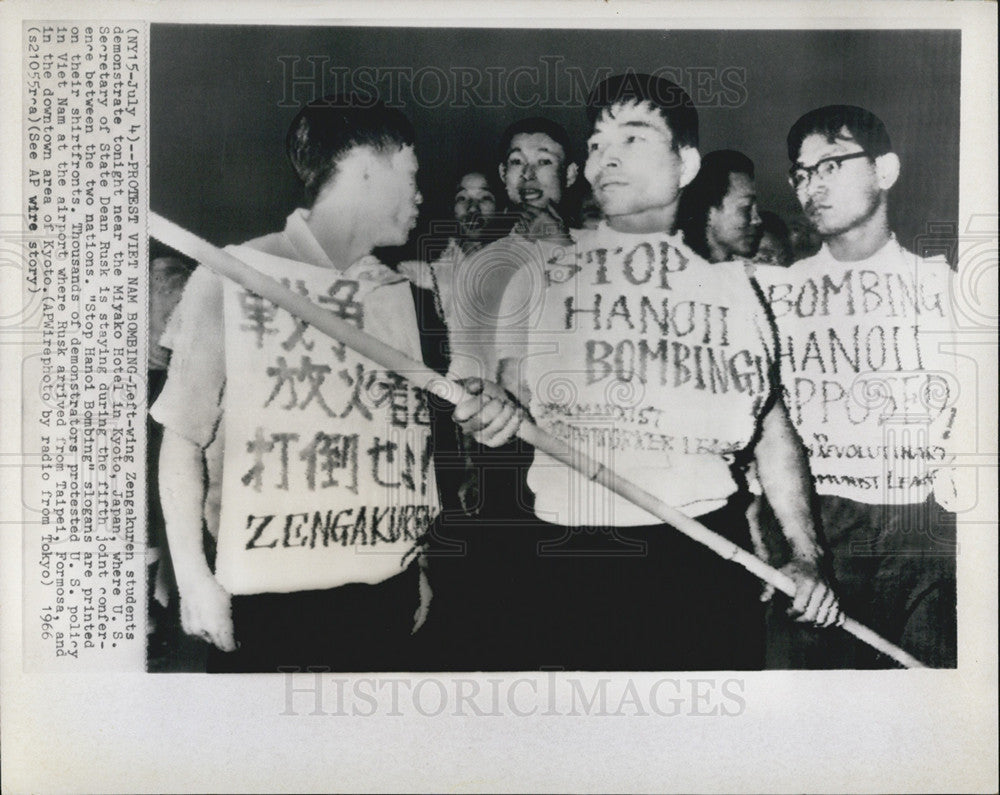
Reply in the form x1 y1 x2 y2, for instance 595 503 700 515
498 223 776 525
754 236 956 505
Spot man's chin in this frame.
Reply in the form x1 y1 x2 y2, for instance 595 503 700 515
380 230 411 248
520 196 552 211
459 216 486 237
806 210 835 233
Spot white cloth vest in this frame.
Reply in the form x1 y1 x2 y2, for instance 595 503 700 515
215 246 439 594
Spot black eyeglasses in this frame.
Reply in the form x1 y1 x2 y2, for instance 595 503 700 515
788 151 870 190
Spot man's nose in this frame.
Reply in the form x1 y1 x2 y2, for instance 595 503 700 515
414 190 423 206
598 145 620 170
750 204 762 226
804 174 826 198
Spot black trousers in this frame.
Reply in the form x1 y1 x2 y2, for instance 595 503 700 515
207 563 421 673
764 494 957 669
419 496 765 671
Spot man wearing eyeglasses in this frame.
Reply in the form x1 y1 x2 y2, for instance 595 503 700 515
755 105 958 668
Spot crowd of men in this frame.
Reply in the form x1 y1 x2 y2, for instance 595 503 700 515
150 73 958 672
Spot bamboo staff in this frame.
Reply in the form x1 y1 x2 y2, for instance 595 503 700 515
148 211 926 669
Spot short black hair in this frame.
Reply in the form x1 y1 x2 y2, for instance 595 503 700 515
454 170 495 196
286 93 416 205
677 149 755 259
758 209 789 241
586 72 698 150
787 104 892 162
497 117 573 165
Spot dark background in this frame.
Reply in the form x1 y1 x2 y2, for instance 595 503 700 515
151 25 959 258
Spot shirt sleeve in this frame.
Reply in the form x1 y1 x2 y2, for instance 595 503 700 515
492 263 535 371
396 259 435 290
149 265 226 449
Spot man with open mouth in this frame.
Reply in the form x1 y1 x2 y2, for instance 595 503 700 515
417 117 580 670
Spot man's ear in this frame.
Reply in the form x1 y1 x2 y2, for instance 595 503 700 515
323 146 369 195
678 147 701 190
874 152 900 191
498 162 508 184
349 146 377 182
564 162 579 189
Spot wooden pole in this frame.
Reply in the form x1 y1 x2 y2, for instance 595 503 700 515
149 211 926 669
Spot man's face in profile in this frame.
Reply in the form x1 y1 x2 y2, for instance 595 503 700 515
706 172 762 261
307 144 423 250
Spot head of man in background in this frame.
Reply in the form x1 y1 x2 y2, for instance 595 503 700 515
677 149 762 262
286 96 424 261
752 210 794 268
497 117 578 228
786 104 900 261
584 72 701 234
786 214 822 262
452 171 497 253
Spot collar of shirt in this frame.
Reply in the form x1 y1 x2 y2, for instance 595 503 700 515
587 219 687 247
816 232 900 265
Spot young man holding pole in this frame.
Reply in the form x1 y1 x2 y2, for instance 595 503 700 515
754 105 958 667
495 74 843 670
151 96 519 672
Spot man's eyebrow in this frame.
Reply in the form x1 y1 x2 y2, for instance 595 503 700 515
794 140 861 167
589 119 662 138
792 154 830 169
507 144 561 157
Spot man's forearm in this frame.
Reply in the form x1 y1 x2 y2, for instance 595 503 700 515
754 398 822 561
159 428 214 589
